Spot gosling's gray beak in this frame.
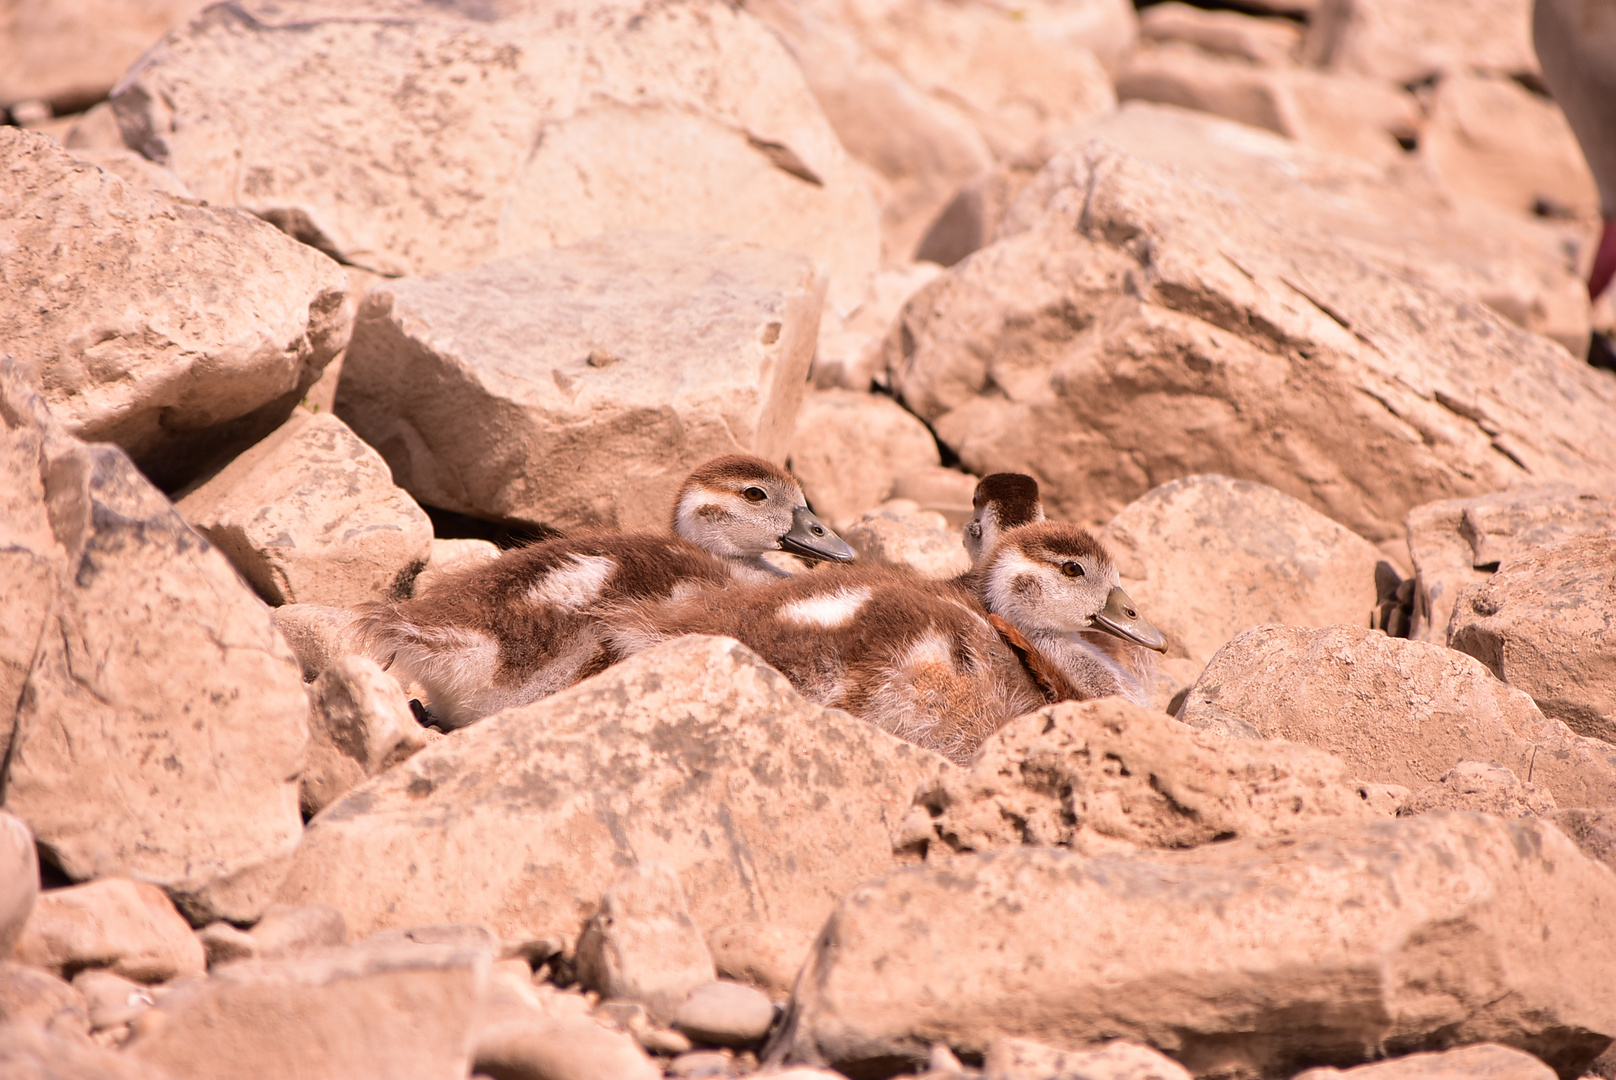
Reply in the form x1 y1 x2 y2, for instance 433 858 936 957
779 506 856 563
1089 586 1167 653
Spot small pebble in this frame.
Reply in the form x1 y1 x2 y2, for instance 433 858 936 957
673 980 776 1048
668 1048 733 1078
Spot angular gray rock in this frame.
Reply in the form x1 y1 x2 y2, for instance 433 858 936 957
772 814 1616 1078
300 656 428 818
0 127 349 488
577 865 717 1024
127 941 489 1080
109 0 878 317
13 878 207 985
1179 625 1616 811
887 142 1616 544
337 232 825 533
176 409 432 607
274 636 953 943
0 364 309 924
1448 533 1616 746
0 811 36 958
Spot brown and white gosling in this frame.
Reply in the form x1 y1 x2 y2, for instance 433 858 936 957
355 455 854 729
605 521 1165 763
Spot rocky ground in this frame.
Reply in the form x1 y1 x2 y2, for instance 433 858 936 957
2 0 1615 1078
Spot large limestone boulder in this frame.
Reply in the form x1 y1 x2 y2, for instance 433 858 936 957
1449 534 1616 745
888 140 1616 546
275 636 953 942
0 363 308 925
1405 487 1616 644
176 409 432 607
1300 0 1538 84
772 813 1616 1078
0 127 349 489
1100 475 1383 670
1178 624 1616 811
337 232 824 533
911 698 1385 861
110 0 878 318
788 389 940 525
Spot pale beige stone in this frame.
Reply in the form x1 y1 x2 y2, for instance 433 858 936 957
709 922 815 1000
889 466 978 527
65 148 192 199
195 922 256 969
0 0 211 114
0 1024 169 1080
474 958 662 1080
985 1038 1193 1080
14 879 206 984
1 366 308 925
789 390 940 524
1292 1045 1556 1080
0 379 61 759
1139 4 1300 66
337 233 824 534
0 127 349 488
301 656 428 817
62 103 125 151
577 865 716 1024
776 814 1616 1077
1449 533 1616 745
110 0 878 318
840 500 970 578
249 904 346 961
275 636 954 943
1179 624 1616 810
177 410 432 607
1101 475 1383 669
1300 0 1538 84
674 981 776 1048
813 262 944 389
1420 73 1600 219
914 698 1384 860
0 961 90 1039
127 941 489 1080
74 970 155 1032
0 811 35 957
1401 760 1557 819
888 139 1616 546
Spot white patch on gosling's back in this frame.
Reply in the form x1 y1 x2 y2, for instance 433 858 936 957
525 554 617 609
779 587 871 628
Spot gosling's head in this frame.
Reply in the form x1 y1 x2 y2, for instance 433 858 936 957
672 455 855 563
964 473 1045 565
982 522 1166 651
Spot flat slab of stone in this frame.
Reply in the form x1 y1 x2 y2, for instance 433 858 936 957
337 232 824 532
773 814 1616 1079
275 635 953 943
0 127 349 488
1293 1044 1556 1080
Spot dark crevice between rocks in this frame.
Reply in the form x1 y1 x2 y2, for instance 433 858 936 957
420 504 561 549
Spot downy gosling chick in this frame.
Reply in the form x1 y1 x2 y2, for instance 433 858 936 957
356 455 853 729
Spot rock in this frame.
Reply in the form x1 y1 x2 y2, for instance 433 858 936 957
195 922 257 969
176 409 432 607
0 961 91 1039
0 128 349 489
275 636 954 943
301 656 428 817
74 970 155 1032
773 814 1616 1078
1545 809 1616 868
0 1025 172 1080
0 811 37 957
1116 45 1419 165
840 500 970 578
815 264 948 390
1138 4 1301 66
65 148 193 199
675 981 777 1048
1100 475 1384 670
248 904 347 961
127 941 489 1080
0 385 60 761
1405 488 1616 644
0 366 308 924
1448 534 1616 745
577 865 717 1024
475 964 662 1080
1292 1045 1557 1080
984 1038 1194 1080
337 232 824 533
789 390 940 524
412 539 501 598
1419 73 1599 219
271 603 363 682
13 879 206 984
889 467 979 527
887 138 1616 547
709 923 816 1000
1300 0 1538 84
668 1049 735 1077
1401 760 1557 819
1178 624 1616 811
913 698 1385 861
110 0 878 319
0 0 210 115
62 103 127 151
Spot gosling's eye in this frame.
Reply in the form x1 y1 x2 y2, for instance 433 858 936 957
742 486 768 502
1061 561 1085 578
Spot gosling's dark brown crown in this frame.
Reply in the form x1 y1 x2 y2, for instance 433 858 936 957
682 454 796 491
973 473 1042 527
1009 522 1112 567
